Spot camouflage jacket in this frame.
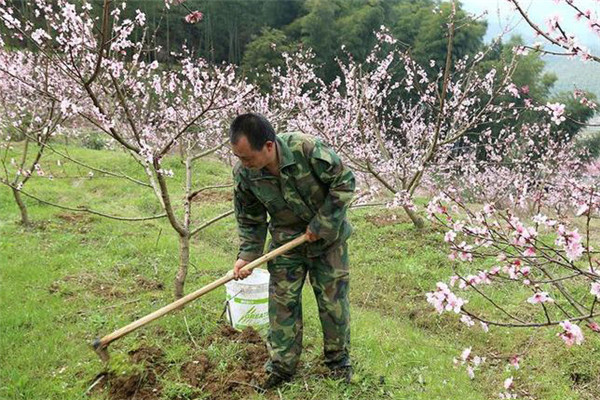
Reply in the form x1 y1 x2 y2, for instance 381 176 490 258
233 132 355 260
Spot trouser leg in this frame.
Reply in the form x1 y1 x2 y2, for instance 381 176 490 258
265 255 307 378
308 243 351 369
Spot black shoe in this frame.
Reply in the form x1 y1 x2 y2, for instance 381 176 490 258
329 366 353 384
260 373 291 390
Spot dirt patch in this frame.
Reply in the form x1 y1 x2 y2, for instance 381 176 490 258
365 213 407 226
135 275 164 291
181 354 212 386
89 346 165 400
56 212 93 223
205 324 264 345
129 347 165 365
191 189 233 204
48 281 74 297
90 326 269 400
91 283 125 298
196 326 269 399
50 273 124 299
51 273 166 300
105 372 160 400
570 370 600 400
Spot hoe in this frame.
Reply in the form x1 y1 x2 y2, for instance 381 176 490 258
92 234 308 362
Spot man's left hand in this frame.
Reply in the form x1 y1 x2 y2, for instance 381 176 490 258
305 227 319 242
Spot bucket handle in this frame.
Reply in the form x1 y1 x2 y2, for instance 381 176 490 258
221 288 243 327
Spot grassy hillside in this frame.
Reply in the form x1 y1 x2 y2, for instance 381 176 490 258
1 143 599 399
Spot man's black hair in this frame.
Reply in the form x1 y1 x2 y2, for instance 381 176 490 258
229 113 276 151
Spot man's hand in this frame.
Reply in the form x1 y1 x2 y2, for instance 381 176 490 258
305 227 319 242
233 258 252 280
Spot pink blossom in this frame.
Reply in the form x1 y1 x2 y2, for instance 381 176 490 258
509 355 520 369
449 275 459 287
546 102 566 125
527 292 554 304
184 11 203 24
426 282 467 314
532 214 549 225
461 347 471 361
480 321 489 332
587 322 600 332
466 366 475 379
444 230 457 242
482 203 495 215
558 320 584 346
31 28 51 44
591 282 600 299
506 83 520 98
576 204 590 216
455 241 473 262
460 314 475 327
523 247 536 257
513 46 529 55
555 225 584 261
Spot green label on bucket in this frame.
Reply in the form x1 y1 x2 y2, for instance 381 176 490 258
239 306 268 325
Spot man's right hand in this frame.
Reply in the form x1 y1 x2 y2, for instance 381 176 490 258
233 258 252 280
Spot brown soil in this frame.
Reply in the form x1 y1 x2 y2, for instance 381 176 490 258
195 325 269 399
181 354 212 386
191 189 233 204
105 372 160 400
90 346 165 400
91 283 125 298
90 325 269 400
49 273 124 299
365 213 407 226
56 212 93 223
213 324 262 342
51 273 164 300
134 275 164 291
129 347 165 364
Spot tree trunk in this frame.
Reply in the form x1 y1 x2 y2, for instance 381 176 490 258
403 205 424 229
11 187 29 226
174 233 190 299
174 155 193 299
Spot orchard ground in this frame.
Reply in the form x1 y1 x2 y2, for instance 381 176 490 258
1 143 599 400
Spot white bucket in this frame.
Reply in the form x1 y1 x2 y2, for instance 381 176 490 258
225 268 270 333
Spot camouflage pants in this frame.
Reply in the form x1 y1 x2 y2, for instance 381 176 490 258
265 242 350 378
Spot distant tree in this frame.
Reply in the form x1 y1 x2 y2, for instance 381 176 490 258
261 0 304 29
242 28 298 92
296 0 341 81
392 0 486 66
549 90 598 143
471 36 594 149
335 0 386 62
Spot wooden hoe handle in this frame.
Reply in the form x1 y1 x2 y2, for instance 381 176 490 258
92 234 308 360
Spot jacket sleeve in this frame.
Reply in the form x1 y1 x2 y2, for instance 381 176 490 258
307 140 355 242
233 168 267 261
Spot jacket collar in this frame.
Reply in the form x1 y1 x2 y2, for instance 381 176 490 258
276 135 296 171
246 135 296 180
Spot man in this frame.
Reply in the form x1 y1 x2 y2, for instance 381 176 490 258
229 113 355 389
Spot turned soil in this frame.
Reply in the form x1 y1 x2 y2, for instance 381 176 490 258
90 325 268 400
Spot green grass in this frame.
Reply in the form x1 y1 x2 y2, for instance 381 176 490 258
1 142 599 399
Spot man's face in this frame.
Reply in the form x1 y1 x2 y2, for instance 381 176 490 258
231 135 275 170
